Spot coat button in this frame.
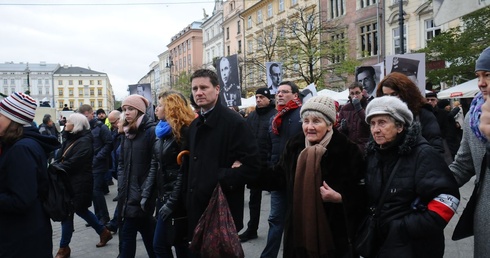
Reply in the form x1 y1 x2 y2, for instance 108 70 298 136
193 156 197 160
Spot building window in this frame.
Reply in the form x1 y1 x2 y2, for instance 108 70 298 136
226 27 230 40
69 88 74 96
291 0 298 5
425 19 441 42
38 87 43 95
257 10 263 24
45 86 50 94
3 79 7 85
78 80 83 85
37 79 42 85
90 89 94 96
267 3 273 18
10 87 15 94
45 79 49 85
58 80 62 85
69 80 73 85
187 39 191 50
10 79 15 85
238 40 242 53
257 38 263 50
279 25 286 38
59 102 64 109
184 56 187 67
59 89 63 96
3 86 7 93
90 80 94 85
90 100 95 107
360 22 378 57
97 88 102 96
331 32 346 63
97 80 102 85
393 25 406 54
360 0 376 8
247 40 253 53
248 16 252 29
78 88 83 96
237 20 241 34
227 46 230 56
188 54 191 65
279 0 284 12
330 0 345 19
98 100 103 108
69 100 74 108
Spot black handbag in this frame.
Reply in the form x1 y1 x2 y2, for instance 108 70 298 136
355 159 401 257
165 215 188 246
452 155 487 240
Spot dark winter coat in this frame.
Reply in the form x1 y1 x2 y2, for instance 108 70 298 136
89 118 113 173
142 127 189 217
365 123 460 258
0 126 60 258
118 116 157 218
338 97 370 151
269 107 302 165
246 103 276 166
186 101 260 238
56 130 94 212
278 130 367 258
418 106 444 153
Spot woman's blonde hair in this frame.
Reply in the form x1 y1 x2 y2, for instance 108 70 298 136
158 91 195 142
67 113 90 133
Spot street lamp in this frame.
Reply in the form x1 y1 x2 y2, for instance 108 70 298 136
166 55 174 89
24 63 31 95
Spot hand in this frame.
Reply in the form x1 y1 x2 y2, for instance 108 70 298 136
352 98 362 112
319 181 342 203
480 97 490 138
340 119 347 131
362 89 370 99
232 160 242 168
158 205 172 221
140 197 147 212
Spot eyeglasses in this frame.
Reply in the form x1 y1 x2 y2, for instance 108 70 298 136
109 118 119 125
277 90 291 94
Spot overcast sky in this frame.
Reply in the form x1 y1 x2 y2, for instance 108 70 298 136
0 0 215 100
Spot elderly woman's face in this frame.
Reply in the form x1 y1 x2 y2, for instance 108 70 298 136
369 115 403 146
64 120 74 132
302 115 332 144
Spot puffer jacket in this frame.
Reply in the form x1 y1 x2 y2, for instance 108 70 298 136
141 127 188 217
365 122 460 258
117 116 157 218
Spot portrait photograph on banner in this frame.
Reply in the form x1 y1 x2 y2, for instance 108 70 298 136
355 64 383 98
385 53 426 95
128 83 152 102
216 54 241 107
266 62 283 95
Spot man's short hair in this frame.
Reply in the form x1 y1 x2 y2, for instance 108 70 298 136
190 69 219 87
137 84 145 90
42 114 52 124
348 82 364 91
269 63 280 74
356 66 375 78
278 81 299 94
78 104 93 114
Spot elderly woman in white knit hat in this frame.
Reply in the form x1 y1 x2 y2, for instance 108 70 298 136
360 96 460 258
117 94 158 257
273 95 367 257
0 92 61 258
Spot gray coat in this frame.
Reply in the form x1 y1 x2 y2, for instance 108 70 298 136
449 114 490 257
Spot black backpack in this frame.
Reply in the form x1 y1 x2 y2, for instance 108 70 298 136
42 141 77 222
43 162 74 221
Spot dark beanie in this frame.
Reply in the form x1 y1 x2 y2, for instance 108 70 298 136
256 88 271 99
476 47 490 72
437 99 450 109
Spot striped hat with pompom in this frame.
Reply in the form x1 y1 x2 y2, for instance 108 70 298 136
0 92 37 126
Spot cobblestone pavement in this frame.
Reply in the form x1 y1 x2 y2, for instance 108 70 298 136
52 178 475 257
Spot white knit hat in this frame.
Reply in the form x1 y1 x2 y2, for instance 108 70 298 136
0 92 37 126
365 96 413 125
300 95 337 124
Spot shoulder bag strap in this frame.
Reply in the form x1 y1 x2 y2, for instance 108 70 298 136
60 140 78 162
373 158 402 217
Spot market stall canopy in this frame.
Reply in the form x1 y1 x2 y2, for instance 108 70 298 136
437 78 479 99
317 89 349 105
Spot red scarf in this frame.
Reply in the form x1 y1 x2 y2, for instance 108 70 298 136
271 97 302 135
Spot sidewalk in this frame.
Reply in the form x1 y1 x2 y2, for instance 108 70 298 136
52 179 474 257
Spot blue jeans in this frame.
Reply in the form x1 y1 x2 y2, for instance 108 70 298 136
93 172 110 223
60 209 104 247
260 190 287 258
120 217 156 258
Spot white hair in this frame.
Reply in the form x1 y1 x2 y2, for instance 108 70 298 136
67 113 90 134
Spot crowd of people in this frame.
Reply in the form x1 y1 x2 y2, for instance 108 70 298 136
1 47 490 258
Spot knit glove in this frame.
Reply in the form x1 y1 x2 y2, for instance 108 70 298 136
158 205 172 221
352 98 362 112
140 197 147 212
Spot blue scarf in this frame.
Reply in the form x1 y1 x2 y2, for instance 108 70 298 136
155 120 172 139
469 92 487 143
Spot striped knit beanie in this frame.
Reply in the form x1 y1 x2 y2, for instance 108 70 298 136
0 92 37 126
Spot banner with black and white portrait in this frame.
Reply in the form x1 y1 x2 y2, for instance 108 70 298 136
266 62 283 95
216 54 241 107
